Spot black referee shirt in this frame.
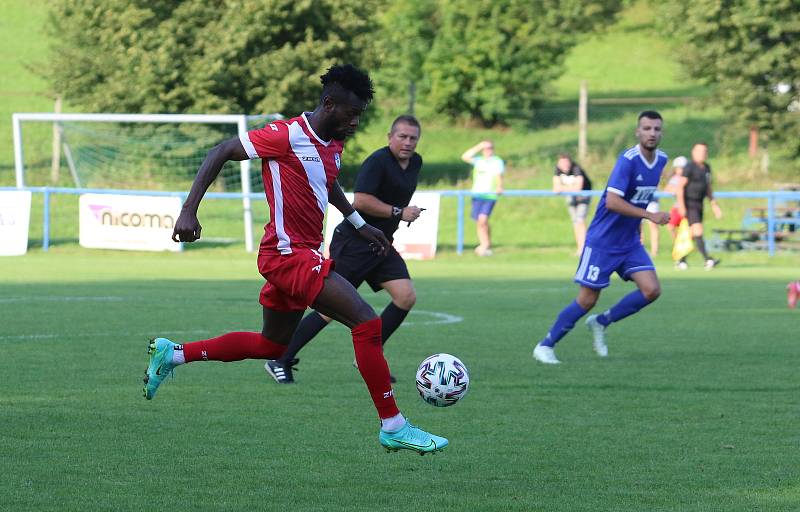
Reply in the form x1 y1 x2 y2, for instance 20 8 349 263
340 146 422 240
682 161 712 202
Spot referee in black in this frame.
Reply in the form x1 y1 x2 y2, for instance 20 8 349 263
266 115 425 383
676 141 723 269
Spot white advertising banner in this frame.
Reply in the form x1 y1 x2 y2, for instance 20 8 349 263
324 192 440 260
79 193 182 252
0 190 32 256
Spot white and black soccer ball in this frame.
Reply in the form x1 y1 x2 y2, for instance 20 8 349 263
415 353 469 407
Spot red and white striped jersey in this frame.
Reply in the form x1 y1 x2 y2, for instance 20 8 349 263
240 113 344 254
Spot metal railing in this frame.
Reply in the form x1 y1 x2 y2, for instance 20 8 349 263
441 189 800 256
4 187 799 256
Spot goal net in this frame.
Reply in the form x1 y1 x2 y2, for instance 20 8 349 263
12 113 280 250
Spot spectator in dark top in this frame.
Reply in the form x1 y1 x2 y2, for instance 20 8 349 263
553 153 593 255
675 142 722 269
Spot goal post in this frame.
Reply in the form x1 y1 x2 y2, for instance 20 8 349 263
12 112 280 252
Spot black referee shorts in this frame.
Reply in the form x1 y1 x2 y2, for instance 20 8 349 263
329 226 411 292
686 200 704 225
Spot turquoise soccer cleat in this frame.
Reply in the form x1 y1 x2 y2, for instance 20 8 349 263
379 420 449 455
143 337 177 400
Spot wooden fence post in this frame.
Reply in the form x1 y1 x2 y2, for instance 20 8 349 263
50 95 62 184
578 81 588 161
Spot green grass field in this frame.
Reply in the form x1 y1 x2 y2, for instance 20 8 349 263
2 247 799 511
3 4 799 508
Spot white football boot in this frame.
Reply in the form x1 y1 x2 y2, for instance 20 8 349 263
585 315 608 357
533 343 561 364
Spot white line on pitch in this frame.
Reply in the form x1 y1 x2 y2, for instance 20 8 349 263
0 296 126 303
1 311 463 341
0 329 211 341
401 310 463 326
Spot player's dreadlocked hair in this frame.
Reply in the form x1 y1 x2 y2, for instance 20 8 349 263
320 64 374 105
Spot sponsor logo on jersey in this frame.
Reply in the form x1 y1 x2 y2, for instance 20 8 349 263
636 174 644 181
631 186 657 204
334 153 341 170
301 156 321 162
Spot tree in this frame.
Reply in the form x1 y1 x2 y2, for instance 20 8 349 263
663 0 800 157
422 0 622 126
47 0 383 116
371 1 438 115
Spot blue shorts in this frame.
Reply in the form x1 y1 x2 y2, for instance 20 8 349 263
574 244 655 289
471 198 497 220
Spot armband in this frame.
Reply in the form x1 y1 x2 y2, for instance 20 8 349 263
347 211 366 229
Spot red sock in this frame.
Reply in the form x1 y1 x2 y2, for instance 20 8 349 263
352 318 400 419
182 332 286 362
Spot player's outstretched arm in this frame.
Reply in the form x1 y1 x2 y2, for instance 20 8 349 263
329 181 389 254
173 138 249 243
606 193 669 225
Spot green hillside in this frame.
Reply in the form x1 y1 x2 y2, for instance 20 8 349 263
0 0 53 184
0 1 794 190
553 2 707 99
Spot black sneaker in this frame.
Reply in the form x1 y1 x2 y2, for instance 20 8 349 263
353 358 396 383
265 358 298 384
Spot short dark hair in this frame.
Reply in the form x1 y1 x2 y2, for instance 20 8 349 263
638 110 663 122
320 64 374 105
390 114 421 135
693 141 708 148
557 153 572 161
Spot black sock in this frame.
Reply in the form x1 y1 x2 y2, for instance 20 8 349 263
278 311 329 363
380 302 410 346
693 236 710 260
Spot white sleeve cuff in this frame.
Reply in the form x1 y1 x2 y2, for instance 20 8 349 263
239 132 259 159
607 187 625 197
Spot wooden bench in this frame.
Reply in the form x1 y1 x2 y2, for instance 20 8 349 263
711 228 800 251
743 207 800 232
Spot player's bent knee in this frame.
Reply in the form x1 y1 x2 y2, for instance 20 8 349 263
643 286 661 302
396 291 416 310
261 326 292 345
577 293 599 310
352 303 378 326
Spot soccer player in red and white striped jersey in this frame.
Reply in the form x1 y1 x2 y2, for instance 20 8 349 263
143 65 448 454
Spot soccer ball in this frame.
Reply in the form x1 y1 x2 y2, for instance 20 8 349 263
415 353 469 407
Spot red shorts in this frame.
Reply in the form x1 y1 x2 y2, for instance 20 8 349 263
668 205 684 228
257 248 334 312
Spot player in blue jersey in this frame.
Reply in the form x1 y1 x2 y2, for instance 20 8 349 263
533 111 671 364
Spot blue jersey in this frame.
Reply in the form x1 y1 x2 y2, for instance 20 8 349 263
585 145 668 251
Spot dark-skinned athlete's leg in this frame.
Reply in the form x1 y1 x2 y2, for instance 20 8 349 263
312 271 448 454
311 271 397 418
143 307 302 399
277 278 412 364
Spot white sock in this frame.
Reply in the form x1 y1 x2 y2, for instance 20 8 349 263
171 349 185 365
381 413 406 432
